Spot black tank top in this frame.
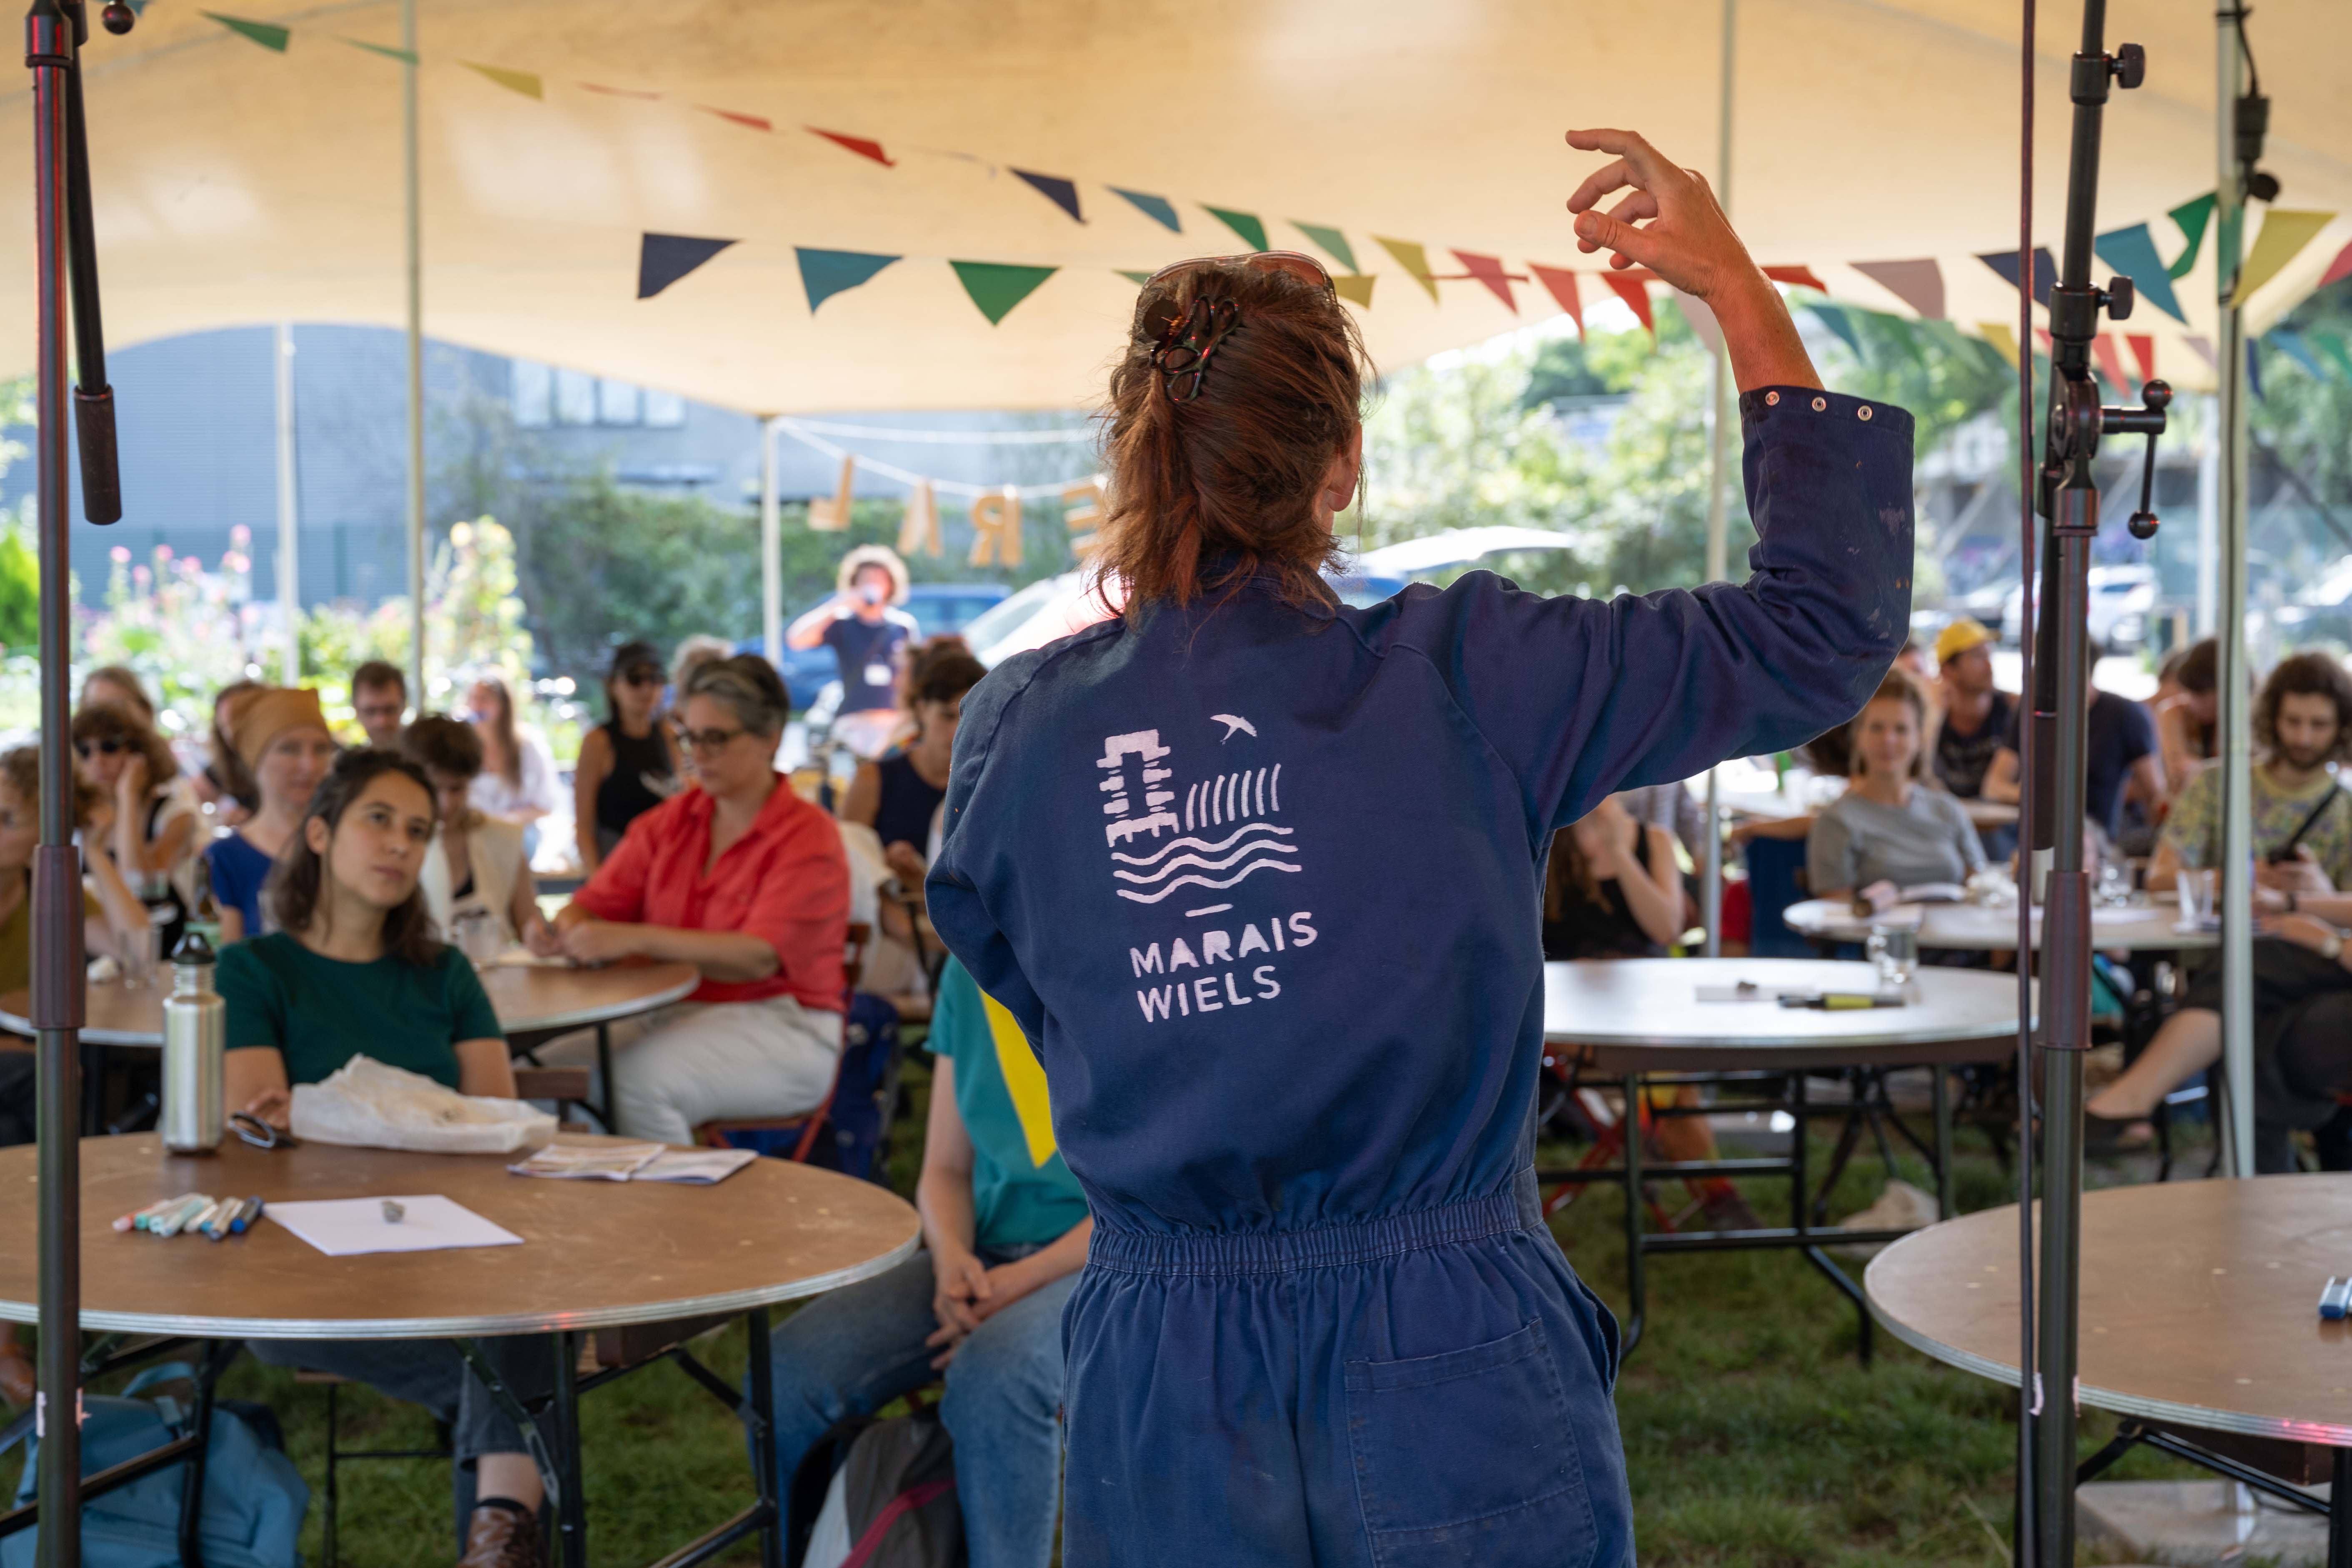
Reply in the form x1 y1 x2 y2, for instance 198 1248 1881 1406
872 754 948 855
594 720 676 839
1541 827 1664 961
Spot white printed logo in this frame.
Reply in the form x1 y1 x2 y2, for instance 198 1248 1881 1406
1096 724 1300 904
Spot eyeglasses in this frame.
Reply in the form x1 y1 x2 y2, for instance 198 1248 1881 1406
620 668 664 688
1139 253 1334 404
673 723 748 755
231 1111 300 1150
75 737 126 759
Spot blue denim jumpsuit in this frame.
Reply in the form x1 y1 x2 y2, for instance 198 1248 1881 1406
928 387 1914 1566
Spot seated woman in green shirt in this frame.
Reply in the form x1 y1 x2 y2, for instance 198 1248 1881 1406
218 749 549 1568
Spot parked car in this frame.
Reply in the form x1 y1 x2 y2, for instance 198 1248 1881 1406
744 581 1011 711
1999 564 2157 654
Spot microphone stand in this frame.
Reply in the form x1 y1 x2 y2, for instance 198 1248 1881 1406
2022 2 2169 1561
26 0 130 1558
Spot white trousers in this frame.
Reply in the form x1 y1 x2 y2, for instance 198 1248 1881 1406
544 994 843 1147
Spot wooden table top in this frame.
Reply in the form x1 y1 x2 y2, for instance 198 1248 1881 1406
0 960 701 1049
0 1134 919 1339
1783 896 2215 953
1867 1176 2352 1445
1544 957 2028 1072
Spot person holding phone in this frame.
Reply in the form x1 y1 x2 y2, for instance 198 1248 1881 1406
927 128 1913 1566
787 544 920 759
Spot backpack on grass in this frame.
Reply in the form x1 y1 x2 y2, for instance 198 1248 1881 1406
789 1405 962 1568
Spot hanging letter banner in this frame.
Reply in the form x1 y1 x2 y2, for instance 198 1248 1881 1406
1110 188 1182 232
898 480 942 559
796 248 901 313
1014 170 1085 223
1375 237 1439 302
637 234 738 299
951 262 1057 325
1063 477 1107 560
808 456 855 532
969 488 1023 568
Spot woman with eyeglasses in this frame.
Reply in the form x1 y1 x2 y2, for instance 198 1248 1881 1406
403 715 561 957
546 655 849 1145
925 129 1914 1567
571 639 681 877
463 674 561 858
215 748 555 1568
203 687 340 943
71 699 203 951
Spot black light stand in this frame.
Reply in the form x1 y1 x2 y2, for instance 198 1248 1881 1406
28 0 130 1560
2021 2 2169 1562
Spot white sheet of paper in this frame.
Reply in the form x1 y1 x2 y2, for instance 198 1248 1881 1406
266 1195 525 1257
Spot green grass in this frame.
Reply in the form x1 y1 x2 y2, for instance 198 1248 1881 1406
4 1073 2209 1565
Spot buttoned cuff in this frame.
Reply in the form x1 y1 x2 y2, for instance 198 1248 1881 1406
1738 386 1913 441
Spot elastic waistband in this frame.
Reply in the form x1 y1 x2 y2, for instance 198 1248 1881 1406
1087 1170 1543 1277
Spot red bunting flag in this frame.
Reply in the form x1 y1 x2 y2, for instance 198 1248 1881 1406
1448 251 1522 312
1762 266 1829 293
2322 241 2352 291
2126 334 2157 386
2090 333 2131 393
581 83 661 99
699 106 771 131
1528 266 1582 335
1599 271 1655 338
808 128 894 166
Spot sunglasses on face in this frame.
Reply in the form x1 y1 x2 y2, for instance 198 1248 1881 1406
673 723 747 755
620 668 664 688
75 737 127 759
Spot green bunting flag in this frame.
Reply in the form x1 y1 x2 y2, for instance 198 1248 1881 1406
795 248 901 313
1116 270 1154 286
464 62 543 98
951 261 1057 325
1374 237 1438 302
1203 207 1269 252
2092 223 2186 323
2167 192 2217 279
339 37 416 63
1293 223 1358 272
200 11 288 50
1808 302 1864 359
2312 331 2352 383
2269 328 2324 380
1110 189 1181 233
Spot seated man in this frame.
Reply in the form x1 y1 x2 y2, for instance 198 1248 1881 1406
1981 669 2160 846
761 956 1088 1568
549 655 849 1144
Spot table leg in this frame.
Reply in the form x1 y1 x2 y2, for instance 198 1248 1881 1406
177 1338 237 1568
746 1307 784 1568
1620 1072 1646 1356
549 1330 588 1568
1789 1072 1809 1238
1933 1065 1955 1220
2331 1444 2352 1568
454 1338 569 1558
594 1025 616 1134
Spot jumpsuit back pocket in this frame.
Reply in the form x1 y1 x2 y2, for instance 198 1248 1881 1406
1343 1321 1596 1568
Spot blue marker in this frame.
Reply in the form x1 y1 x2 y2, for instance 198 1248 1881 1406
2319 1276 2350 1320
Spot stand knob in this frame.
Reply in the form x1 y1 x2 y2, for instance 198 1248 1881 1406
2126 380 2171 541
2127 510 2159 541
2114 43 2145 90
2105 276 2135 321
100 0 133 31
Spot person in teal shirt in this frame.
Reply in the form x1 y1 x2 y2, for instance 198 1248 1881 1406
216 748 552 1568
759 958 1091 1568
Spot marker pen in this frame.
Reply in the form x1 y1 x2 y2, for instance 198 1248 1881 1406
2321 1277 2349 1320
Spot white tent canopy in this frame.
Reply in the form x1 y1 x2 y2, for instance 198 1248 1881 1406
4 0 2346 411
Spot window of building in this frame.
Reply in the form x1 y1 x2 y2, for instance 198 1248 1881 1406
554 368 598 426
511 361 552 428
643 388 686 428
598 378 641 425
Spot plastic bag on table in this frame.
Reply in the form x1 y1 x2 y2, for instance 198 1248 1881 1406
290 1055 557 1155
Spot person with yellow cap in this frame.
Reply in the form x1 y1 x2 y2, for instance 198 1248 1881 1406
201 686 340 941
1930 617 2013 802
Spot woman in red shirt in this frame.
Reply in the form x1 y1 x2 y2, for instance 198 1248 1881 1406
549 655 851 1144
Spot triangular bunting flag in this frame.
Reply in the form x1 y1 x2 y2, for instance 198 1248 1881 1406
1853 259 1945 320
463 63 544 99
1110 188 1181 233
2247 338 2264 400
581 83 661 99
698 106 771 131
2269 328 2324 380
1809 303 1864 360
1676 291 1721 354
1978 247 2057 308
1761 266 1829 293
1450 252 1520 313
2092 223 2186 323
1528 266 1582 334
2182 335 2217 368
795 248 900 313
2126 333 2157 387
1374 237 1438 302
1293 223 1358 273
1332 275 1376 308
2234 210 2337 303
2322 242 2352 291
340 37 416 63
1013 170 1084 223
1599 272 1655 338
1116 270 1154 286
951 261 1057 325
2090 333 2131 393
1978 323 2021 370
2167 193 2217 279
808 128 894 167
2314 331 2352 384
1203 207 1269 252
637 233 737 299
200 12 288 50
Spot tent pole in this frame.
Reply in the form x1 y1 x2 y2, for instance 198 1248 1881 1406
2214 3 2254 1177
401 0 425 706
761 416 782 668
274 322 299 684
1699 0 1735 956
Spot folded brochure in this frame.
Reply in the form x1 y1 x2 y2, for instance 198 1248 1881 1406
509 1142 756 1185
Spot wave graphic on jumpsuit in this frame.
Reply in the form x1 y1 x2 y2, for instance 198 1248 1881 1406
1110 822 1299 903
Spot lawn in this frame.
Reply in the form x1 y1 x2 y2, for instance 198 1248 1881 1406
5 1065 2202 1566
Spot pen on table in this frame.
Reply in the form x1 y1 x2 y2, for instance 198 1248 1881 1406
2321 1277 2350 1320
152 1195 212 1238
1778 994 1901 1010
231 1196 263 1233
116 1197 178 1233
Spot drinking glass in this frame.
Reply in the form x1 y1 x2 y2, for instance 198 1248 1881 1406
2174 866 2217 932
1866 924 1919 988
118 922 161 991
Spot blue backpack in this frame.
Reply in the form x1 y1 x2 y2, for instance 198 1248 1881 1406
2 1360 308 1568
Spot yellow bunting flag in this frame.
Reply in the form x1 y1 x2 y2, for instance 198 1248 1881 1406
2233 210 2339 304
969 487 1023 568
1332 275 1376 308
980 991 1057 1167
1063 476 1107 559
1978 323 2022 369
1373 236 1438 302
807 455 854 531
897 479 942 559
463 62 544 99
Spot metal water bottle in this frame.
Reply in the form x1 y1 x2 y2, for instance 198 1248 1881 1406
160 929 225 1155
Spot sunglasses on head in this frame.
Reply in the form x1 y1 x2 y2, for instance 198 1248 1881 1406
1138 253 1335 404
75 736 127 759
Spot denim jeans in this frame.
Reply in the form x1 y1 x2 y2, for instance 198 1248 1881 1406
761 1245 1074 1568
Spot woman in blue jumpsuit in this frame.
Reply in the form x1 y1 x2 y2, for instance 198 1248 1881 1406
928 130 1914 1566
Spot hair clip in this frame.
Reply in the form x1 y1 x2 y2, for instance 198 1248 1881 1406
1148 297 1242 403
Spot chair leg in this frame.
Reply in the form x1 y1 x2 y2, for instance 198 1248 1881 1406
323 1380 339 1568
